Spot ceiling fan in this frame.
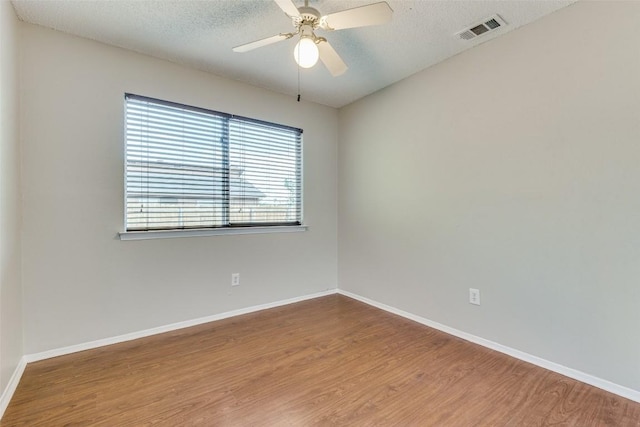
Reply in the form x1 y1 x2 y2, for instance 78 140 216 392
232 0 393 76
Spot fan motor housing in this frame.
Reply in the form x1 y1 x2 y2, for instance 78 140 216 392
294 6 321 28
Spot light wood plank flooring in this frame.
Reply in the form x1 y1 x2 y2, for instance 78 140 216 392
2 295 639 426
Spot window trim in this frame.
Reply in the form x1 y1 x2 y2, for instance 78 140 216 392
122 94 305 237
118 225 308 241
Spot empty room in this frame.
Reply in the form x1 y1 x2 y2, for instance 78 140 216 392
1 0 639 425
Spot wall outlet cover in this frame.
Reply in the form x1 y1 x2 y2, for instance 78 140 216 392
469 288 480 305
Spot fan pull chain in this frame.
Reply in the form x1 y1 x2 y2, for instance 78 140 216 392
297 47 301 102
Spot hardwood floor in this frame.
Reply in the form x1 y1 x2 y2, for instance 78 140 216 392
3 295 639 426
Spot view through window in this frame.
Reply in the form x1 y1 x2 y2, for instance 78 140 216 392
125 94 302 231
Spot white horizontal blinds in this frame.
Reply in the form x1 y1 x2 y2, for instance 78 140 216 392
229 118 302 225
125 95 227 231
125 93 302 232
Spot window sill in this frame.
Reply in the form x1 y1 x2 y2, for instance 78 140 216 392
119 225 308 241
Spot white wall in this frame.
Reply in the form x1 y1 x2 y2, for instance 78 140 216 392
20 24 338 354
339 1 640 392
0 0 23 392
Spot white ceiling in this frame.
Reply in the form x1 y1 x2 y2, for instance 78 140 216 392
11 0 577 108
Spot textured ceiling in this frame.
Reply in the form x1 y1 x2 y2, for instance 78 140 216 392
11 0 577 108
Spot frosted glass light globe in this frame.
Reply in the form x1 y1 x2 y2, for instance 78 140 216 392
293 38 319 68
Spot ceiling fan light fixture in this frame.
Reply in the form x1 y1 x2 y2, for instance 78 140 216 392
233 0 393 77
293 37 319 68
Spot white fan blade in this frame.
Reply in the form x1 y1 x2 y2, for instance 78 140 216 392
233 34 291 53
274 0 300 18
320 2 393 31
318 41 348 77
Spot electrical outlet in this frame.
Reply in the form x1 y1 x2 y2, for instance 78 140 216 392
469 288 480 305
231 273 240 287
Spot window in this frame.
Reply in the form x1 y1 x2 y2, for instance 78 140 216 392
124 94 302 233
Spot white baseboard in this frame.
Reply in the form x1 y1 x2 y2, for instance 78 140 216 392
25 288 338 364
338 289 640 404
0 356 27 420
